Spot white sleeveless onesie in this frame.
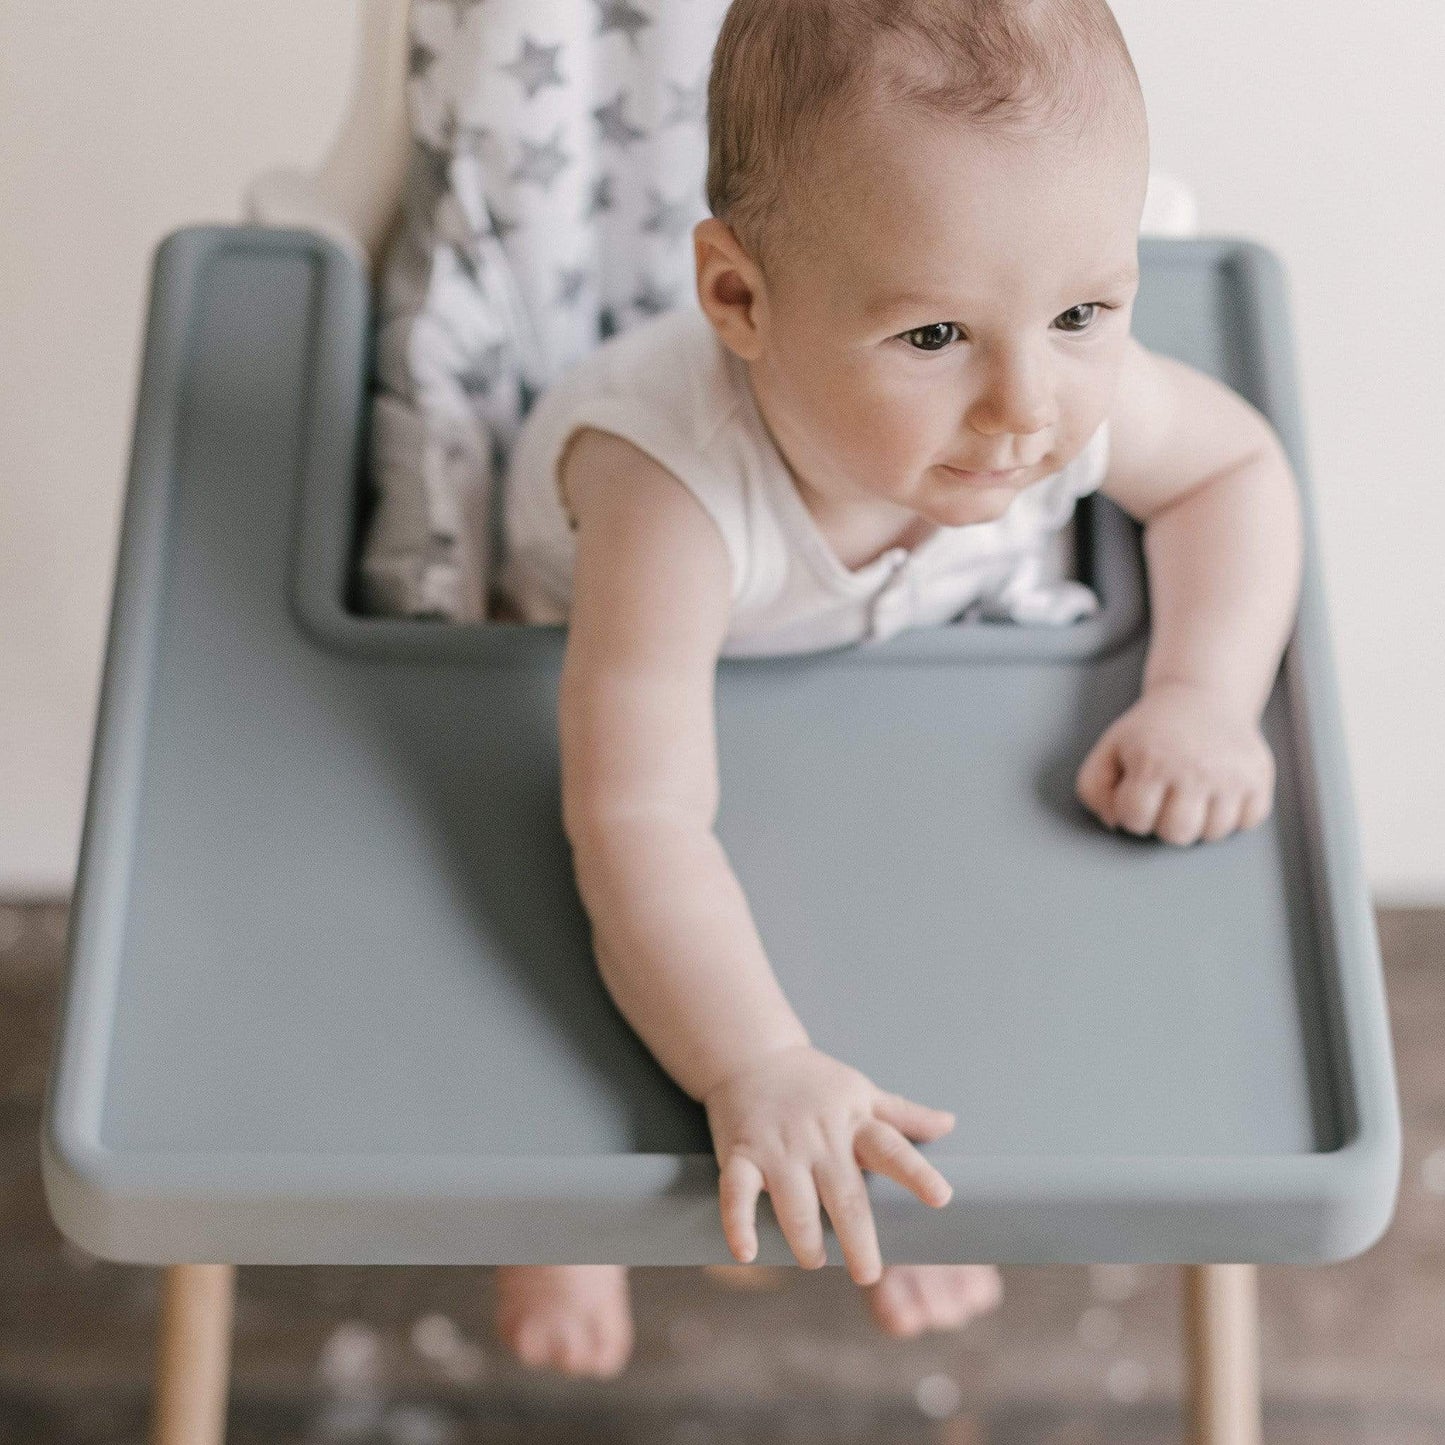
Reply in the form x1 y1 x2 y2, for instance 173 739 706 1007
498 304 1110 658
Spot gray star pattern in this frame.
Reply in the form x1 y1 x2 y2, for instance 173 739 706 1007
510 125 572 191
487 205 521 245
450 241 485 286
441 0 487 26
640 187 698 246
594 0 652 53
556 265 591 307
584 173 617 218
453 124 495 159
409 39 437 79
661 71 708 128
632 274 677 316
413 138 452 200
457 340 511 398
594 92 647 149
500 36 566 100
410 107 461 176
390 5 729 618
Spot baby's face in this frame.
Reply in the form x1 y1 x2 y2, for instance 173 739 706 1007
729 106 1147 528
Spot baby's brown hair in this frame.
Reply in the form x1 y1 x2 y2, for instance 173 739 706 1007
705 0 1147 277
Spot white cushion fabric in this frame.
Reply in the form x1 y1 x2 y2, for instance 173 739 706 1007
362 0 730 618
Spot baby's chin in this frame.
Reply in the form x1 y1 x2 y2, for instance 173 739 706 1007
919 482 1023 528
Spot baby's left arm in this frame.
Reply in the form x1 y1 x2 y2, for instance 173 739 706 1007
1075 336 1304 846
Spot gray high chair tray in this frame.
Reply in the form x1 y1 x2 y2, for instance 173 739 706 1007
43 226 1400 1267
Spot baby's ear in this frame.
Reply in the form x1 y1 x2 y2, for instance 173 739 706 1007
693 215 743 261
694 220 767 362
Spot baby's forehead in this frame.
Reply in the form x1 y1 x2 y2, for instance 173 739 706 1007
827 134 1139 250
806 171 1141 320
771 88 1147 299
808 105 1141 239
843 85 1144 167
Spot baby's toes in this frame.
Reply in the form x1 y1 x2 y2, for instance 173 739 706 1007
866 1265 1002 1338
509 1318 557 1370
557 1320 598 1377
588 1313 634 1380
557 1304 635 1379
502 1312 588 1375
540 1315 623 1379
922 1264 1001 1327
866 1267 930 1338
494 1265 634 1379
966 1264 1003 1317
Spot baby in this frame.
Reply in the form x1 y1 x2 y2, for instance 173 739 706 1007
488 0 1303 1378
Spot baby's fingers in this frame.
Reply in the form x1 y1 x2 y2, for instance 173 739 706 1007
1156 784 1210 848
1113 769 1168 837
1200 791 1244 844
718 1154 764 1264
768 1165 828 1270
1239 786 1273 831
856 1117 953 1208
872 1091 956 1143
1075 737 1122 825
813 1157 883 1286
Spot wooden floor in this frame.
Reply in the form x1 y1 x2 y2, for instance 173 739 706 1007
2 903 1442 1443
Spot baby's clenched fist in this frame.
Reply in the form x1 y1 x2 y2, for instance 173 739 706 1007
701 1044 955 1286
1075 680 1275 846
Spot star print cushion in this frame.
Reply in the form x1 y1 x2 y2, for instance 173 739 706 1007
361 0 729 620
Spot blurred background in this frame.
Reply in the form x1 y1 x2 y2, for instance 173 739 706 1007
2 1 1442 1441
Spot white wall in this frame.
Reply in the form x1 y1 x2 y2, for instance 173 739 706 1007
1 1 1441 902
0 2 354 895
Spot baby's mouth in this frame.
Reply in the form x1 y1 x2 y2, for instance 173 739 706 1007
940 464 1028 485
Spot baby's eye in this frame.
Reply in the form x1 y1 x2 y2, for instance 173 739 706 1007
1054 303 1101 333
900 322 961 352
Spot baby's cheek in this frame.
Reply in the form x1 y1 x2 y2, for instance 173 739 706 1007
806 361 942 486
864 406 943 474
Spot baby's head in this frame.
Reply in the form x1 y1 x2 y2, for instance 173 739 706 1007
697 0 1149 526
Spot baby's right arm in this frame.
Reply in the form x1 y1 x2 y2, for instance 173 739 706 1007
557 427 955 1285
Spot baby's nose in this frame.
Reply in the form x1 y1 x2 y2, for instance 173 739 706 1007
969 387 1054 440
967 352 1055 437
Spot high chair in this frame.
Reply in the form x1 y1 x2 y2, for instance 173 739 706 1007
41 4 1400 1443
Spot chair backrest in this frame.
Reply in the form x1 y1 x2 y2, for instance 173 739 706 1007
246 0 1199 277
249 1 1200 625
246 0 413 271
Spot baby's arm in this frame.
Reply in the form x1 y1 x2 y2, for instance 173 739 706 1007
557 427 954 1283
1078 337 1304 844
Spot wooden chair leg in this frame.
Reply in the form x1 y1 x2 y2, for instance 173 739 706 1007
151 1264 237 1445
1182 1263 1262 1445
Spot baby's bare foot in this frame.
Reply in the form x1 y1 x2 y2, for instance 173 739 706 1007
493 1265 633 1379
865 1264 1002 1338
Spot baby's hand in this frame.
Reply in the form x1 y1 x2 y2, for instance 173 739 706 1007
702 1044 955 1286
1074 680 1275 846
